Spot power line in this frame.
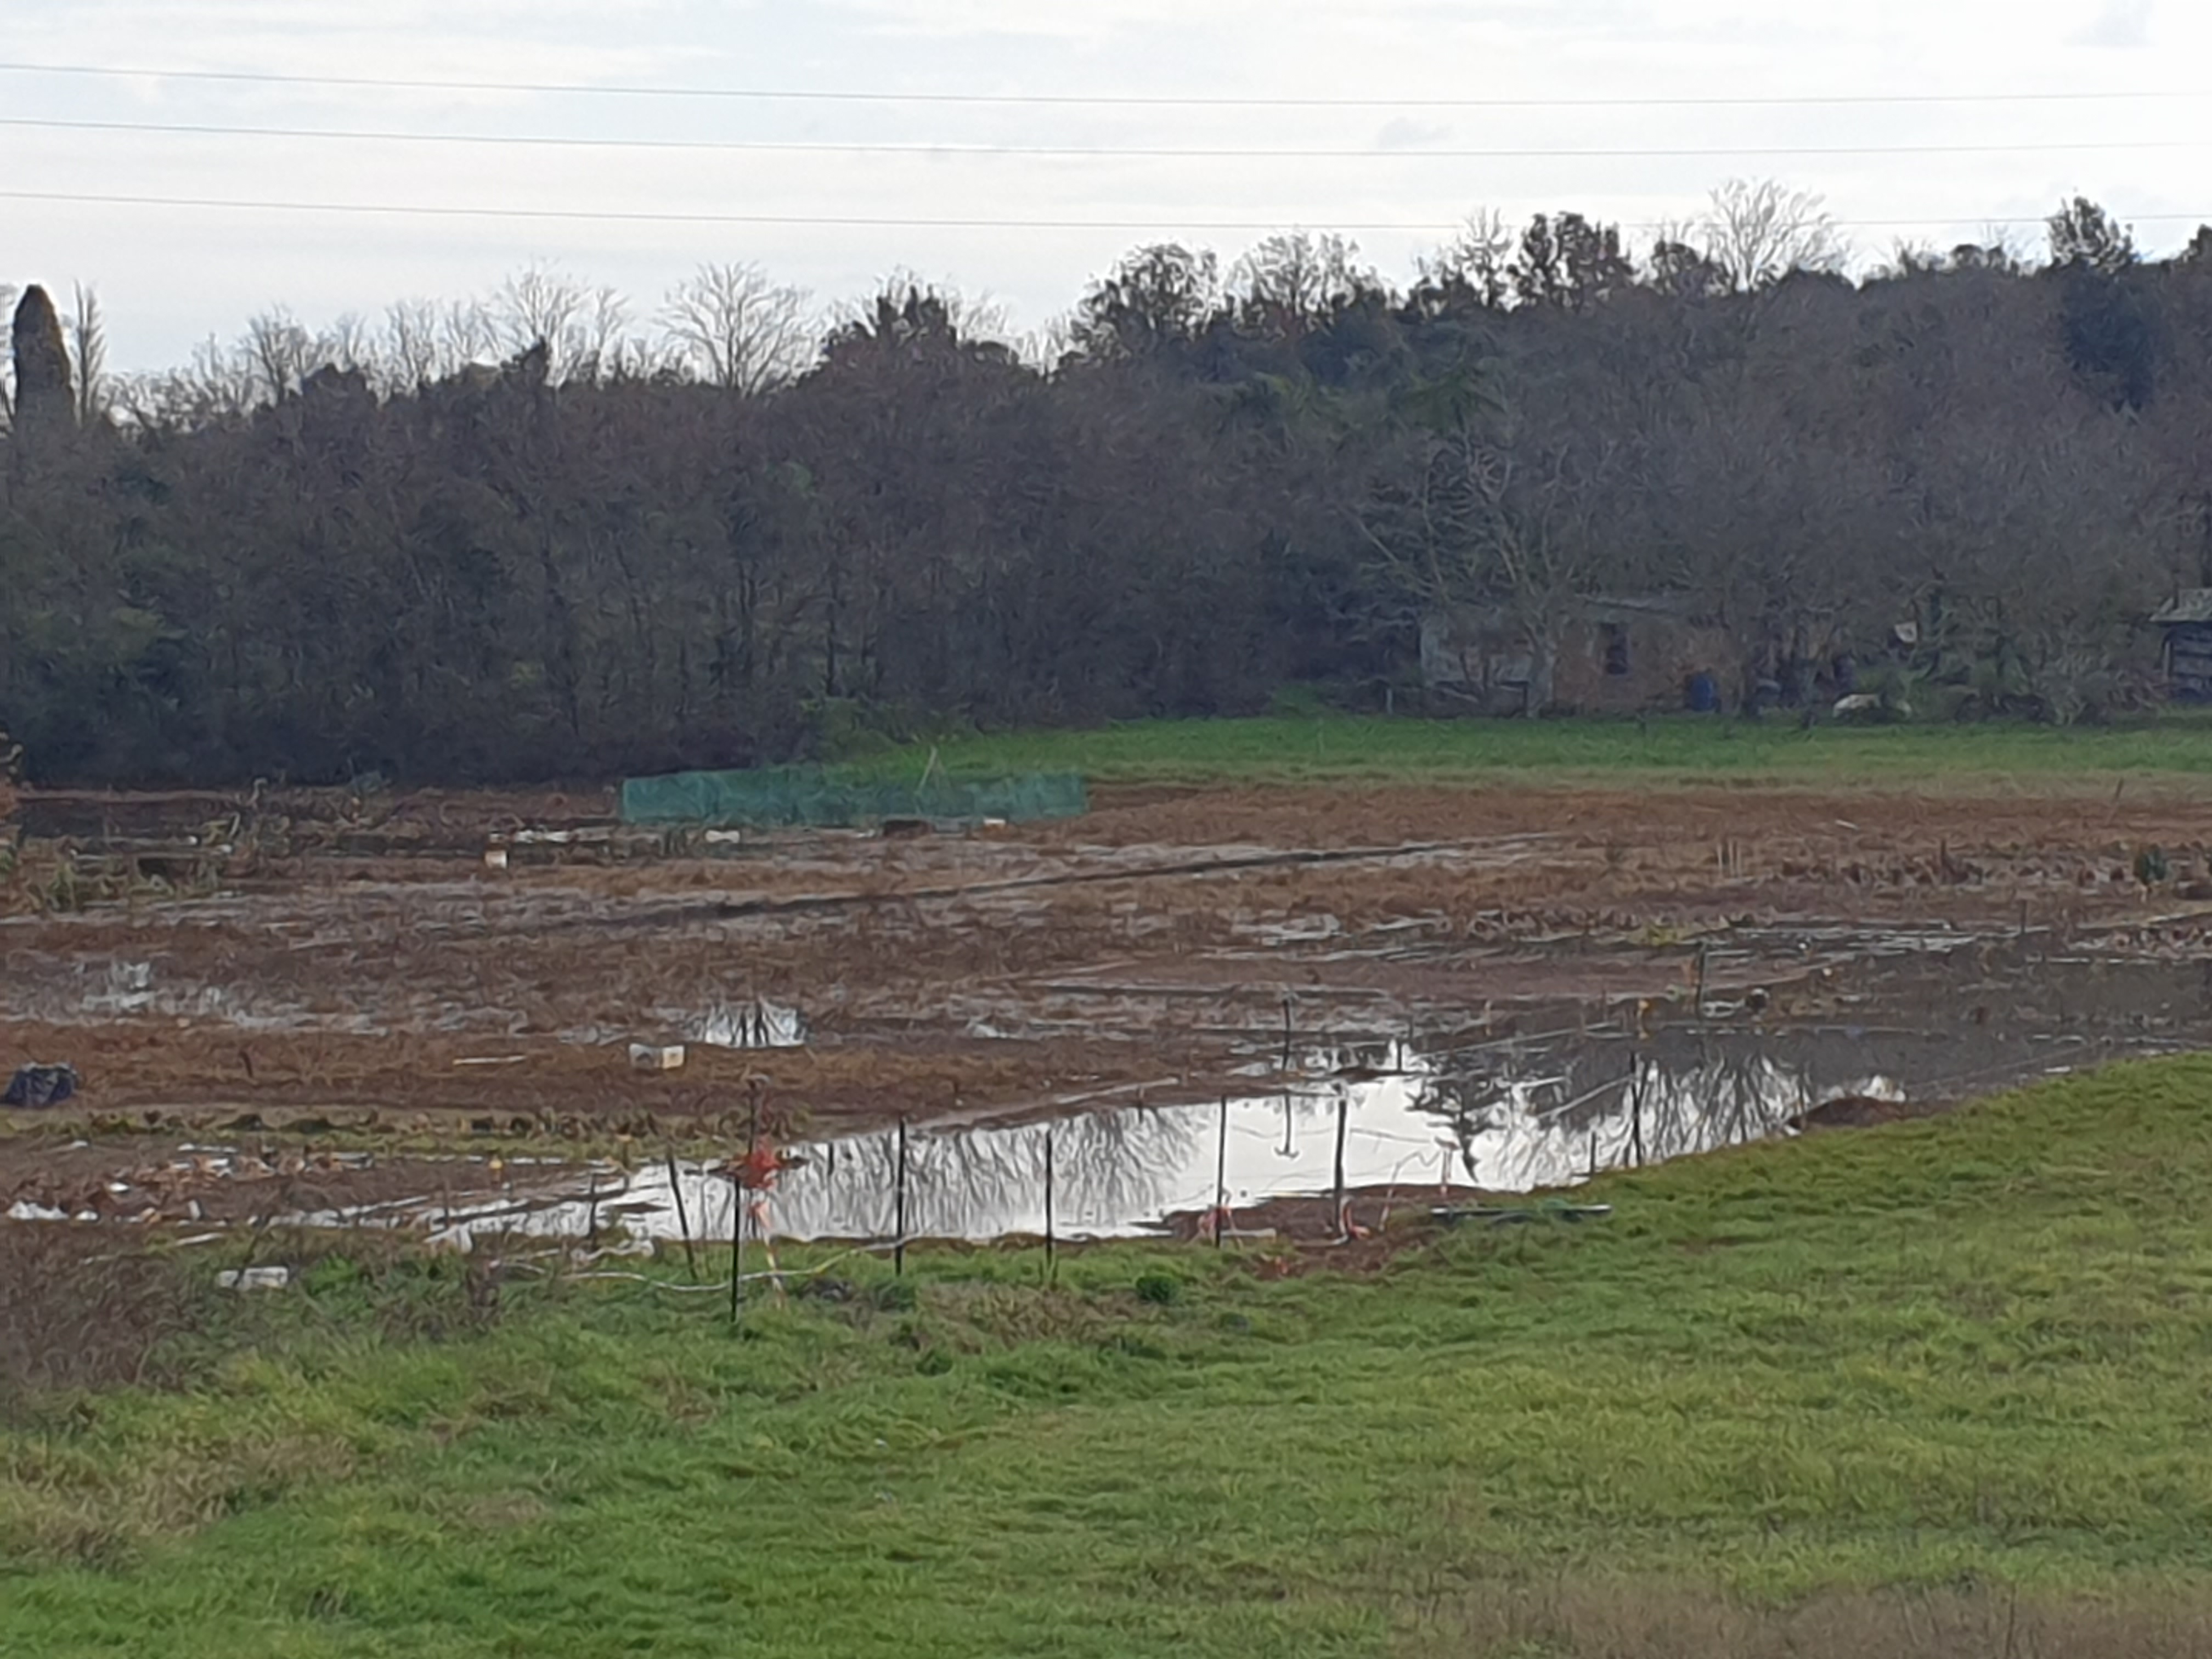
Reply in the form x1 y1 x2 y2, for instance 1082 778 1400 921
0 58 2203 110
0 188 1475 231
4 111 2205 161
2 185 2205 234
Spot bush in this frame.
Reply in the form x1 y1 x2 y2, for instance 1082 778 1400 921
1133 1271 1182 1306
0 1230 216 1418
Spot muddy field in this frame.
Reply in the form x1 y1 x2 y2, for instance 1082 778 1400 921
7 778 2212 1238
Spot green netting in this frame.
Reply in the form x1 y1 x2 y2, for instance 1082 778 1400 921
619 765 1088 828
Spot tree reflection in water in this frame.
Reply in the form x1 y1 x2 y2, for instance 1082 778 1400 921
1431 1034 1890 1190
407 1033 1900 1248
745 1105 1210 1242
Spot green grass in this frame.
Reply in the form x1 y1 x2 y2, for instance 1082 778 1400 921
845 710 2212 789
12 1058 2212 1655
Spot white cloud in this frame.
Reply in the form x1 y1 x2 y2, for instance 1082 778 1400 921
1377 119 1454 151
2073 0 2153 48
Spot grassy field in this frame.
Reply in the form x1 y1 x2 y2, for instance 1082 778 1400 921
10 1060 2212 1656
847 709 2212 789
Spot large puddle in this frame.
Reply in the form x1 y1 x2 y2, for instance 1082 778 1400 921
318 929 2212 1249
281 1030 1929 1249
16 927 2210 1250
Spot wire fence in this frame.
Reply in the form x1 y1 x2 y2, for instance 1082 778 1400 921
619 765 1087 828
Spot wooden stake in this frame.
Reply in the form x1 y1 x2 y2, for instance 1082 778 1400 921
894 1116 909 1277
1629 1055 1645 1169
734 1093 760 1327
1214 1097 1229 1249
734 1186 752 1336
1043 1126 1056 1283
666 1149 698 1280
1333 1095 1349 1238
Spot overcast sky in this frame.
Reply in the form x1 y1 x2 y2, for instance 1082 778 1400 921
5 0 2207 370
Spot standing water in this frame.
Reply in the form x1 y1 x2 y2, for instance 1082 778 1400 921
354 1030 1904 1250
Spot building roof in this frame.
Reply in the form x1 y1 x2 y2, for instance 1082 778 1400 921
1578 592 1708 622
2151 589 2212 625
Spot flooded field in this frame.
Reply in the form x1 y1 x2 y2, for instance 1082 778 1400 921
8 780 2212 1247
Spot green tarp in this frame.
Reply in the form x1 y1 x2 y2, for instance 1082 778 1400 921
619 766 1088 828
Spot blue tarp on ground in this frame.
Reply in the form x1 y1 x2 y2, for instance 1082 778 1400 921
619 766 1088 828
4 1064 77 1108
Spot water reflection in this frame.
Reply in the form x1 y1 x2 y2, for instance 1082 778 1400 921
397 1030 1908 1249
1436 1045 1893 1192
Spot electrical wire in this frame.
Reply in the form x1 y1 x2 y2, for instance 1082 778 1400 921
2 111 2203 161
3 187 2204 234
0 58 2202 109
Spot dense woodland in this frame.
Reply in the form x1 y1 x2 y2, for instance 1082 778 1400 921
2 184 2209 785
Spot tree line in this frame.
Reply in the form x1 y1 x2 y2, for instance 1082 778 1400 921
2 182 2209 785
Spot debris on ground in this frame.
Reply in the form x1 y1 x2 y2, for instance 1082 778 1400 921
1434 1201 1615 1226
215 1266 291 1291
3 1064 77 1108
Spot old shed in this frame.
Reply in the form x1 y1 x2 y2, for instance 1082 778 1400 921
1420 594 1731 714
2149 590 2212 699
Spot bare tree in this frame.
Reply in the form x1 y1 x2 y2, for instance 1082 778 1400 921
242 308 318 402
1700 178 1847 293
1417 211 1516 311
577 284 641 381
1972 223 2035 272
1017 312 1076 371
490 265 584 360
488 264 635 382
1357 364 1624 714
1231 231 1375 336
110 331 260 430
437 298 501 374
66 285 108 427
659 261 812 393
0 280 16 424
380 298 444 388
317 312 371 375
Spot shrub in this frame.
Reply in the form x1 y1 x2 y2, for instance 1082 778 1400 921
1133 1271 1182 1306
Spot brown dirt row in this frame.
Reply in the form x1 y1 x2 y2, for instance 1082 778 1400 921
7 780 2212 1207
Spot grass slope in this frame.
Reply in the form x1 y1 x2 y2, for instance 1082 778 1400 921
9 1058 2212 1656
852 710 2212 789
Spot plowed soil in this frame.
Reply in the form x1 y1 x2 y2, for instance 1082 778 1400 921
7 776 2212 1215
